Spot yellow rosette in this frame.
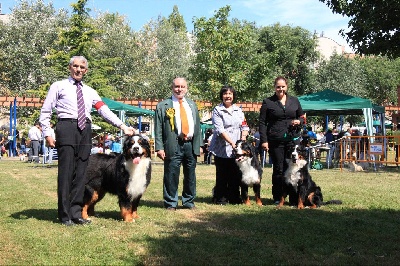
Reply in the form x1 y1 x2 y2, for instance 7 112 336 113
166 108 175 131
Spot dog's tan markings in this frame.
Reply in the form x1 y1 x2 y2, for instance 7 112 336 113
255 196 262 206
82 191 99 219
132 208 139 219
278 196 285 208
243 197 251 206
298 194 305 209
307 192 317 208
120 207 134 222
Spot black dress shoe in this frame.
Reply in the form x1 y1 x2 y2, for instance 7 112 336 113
71 218 91 225
61 220 75 226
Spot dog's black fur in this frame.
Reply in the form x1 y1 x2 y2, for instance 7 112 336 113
282 144 342 209
82 135 152 222
234 140 263 206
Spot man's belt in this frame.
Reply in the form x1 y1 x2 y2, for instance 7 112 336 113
58 118 91 123
177 136 193 142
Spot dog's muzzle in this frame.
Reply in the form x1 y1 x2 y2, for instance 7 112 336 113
291 152 299 163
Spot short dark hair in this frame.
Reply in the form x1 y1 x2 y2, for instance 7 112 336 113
274 76 288 87
219 86 236 103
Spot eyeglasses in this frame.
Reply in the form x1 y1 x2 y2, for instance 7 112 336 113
275 86 286 89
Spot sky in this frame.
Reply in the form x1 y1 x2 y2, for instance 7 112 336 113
0 0 352 52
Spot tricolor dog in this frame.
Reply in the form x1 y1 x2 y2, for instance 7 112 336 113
234 140 263 206
82 135 152 222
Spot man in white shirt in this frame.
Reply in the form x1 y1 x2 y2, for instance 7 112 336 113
28 121 42 163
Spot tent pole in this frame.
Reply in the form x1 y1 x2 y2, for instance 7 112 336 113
138 102 142 134
13 97 17 157
326 115 329 131
9 101 12 157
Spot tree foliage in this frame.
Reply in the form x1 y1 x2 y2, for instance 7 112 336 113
168 5 186 32
256 23 319 96
191 6 259 104
152 16 192 99
320 0 400 58
357 56 400 106
0 0 68 96
0 0 398 120
315 54 365 97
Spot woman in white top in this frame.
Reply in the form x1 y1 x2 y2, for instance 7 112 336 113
208 86 249 205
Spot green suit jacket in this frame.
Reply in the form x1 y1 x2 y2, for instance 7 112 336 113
154 97 202 158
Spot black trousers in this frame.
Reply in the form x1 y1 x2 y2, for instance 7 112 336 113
268 140 296 203
56 119 92 222
214 156 242 204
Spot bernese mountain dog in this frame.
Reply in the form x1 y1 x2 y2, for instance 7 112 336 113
82 135 152 222
234 140 263 206
281 144 342 209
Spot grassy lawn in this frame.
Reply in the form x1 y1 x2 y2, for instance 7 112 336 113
0 158 399 265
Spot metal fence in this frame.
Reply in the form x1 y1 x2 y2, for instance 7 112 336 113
317 135 400 171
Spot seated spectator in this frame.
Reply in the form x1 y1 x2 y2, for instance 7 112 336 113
316 131 325 144
111 137 122 154
307 126 317 139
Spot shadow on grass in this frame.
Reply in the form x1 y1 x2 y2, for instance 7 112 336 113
10 208 59 223
137 207 400 265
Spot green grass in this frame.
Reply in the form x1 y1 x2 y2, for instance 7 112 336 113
1 159 400 265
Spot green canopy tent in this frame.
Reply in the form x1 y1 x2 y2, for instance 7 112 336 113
98 97 155 116
91 97 155 135
298 89 385 138
298 89 384 116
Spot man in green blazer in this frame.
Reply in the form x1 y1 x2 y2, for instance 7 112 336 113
154 77 202 210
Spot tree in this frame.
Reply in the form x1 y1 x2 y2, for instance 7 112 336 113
90 12 138 98
358 56 400 106
191 6 259 104
48 0 120 98
0 0 68 96
256 23 319 96
153 15 192 99
315 54 365 97
320 0 400 58
167 5 186 32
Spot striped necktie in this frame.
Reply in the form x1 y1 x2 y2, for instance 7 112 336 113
76 81 86 130
179 99 189 136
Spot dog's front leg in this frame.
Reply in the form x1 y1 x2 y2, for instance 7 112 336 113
131 197 141 219
297 193 305 209
253 184 262 206
120 201 135 222
240 184 251 206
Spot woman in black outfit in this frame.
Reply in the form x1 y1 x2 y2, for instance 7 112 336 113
259 76 305 205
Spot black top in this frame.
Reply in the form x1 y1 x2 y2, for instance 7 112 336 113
259 93 305 143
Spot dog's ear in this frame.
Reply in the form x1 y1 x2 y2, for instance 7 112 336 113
140 137 151 158
122 136 132 154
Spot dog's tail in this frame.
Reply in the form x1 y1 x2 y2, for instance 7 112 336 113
321 200 342 205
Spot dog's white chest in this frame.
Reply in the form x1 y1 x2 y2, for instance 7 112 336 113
284 159 307 188
125 158 151 199
238 159 260 186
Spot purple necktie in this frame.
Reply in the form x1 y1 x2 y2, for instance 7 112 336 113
76 81 86 130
